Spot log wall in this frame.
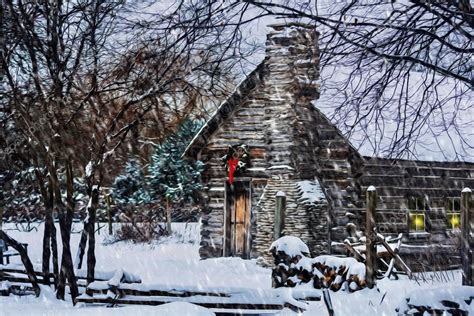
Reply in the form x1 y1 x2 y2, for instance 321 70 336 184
187 23 474 268
195 24 332 259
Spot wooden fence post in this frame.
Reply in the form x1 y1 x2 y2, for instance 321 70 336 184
273 191 286 241
366 185 377 289
461 187 472 286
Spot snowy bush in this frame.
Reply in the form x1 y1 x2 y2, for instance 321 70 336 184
270 236 366 292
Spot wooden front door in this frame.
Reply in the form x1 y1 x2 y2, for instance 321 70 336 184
224 180 251 258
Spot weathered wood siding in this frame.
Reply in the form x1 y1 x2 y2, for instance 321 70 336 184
187 23 474 268
329 157 474 269
195 24 332 259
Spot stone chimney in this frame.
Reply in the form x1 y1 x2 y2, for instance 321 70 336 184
265 23 320 98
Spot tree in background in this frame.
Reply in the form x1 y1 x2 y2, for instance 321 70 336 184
148 120 204 232
1 0 241 300
112 158 150 206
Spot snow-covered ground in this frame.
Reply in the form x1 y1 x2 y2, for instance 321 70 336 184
0 222 471 315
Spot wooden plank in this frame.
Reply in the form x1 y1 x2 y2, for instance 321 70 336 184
383 234 403 279
273 192 286 241
0 268 55 279
377 236 413 279
461 188 473 286
343 240 365 263
0 231 40 296
75 297 287 311
235 190 245 255
365 186 377 289
87 287 231 298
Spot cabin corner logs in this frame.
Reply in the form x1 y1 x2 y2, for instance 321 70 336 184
183 23 474 270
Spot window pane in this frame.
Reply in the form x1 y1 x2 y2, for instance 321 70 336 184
447 197 461 212
447 212 461 230
409 213 425 232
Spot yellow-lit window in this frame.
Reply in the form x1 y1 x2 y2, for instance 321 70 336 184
408 196 428 232
447 212 461 230
409 212 425 232
446 197 461 230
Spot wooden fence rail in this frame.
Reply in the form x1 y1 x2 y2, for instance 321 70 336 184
75 280 320 314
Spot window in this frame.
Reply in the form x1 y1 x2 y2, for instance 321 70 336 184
409 212 426 232
408 196 428 232
446 197 461 230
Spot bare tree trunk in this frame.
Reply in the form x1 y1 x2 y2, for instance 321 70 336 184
50 218 59 289
36 169 54 286
42 217 51 286
86 187 99 285
57 212 79 301
48 180 59 288
75 221 88 269
51 163 79 302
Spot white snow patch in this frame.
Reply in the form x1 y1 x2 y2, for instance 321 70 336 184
397 286 474 314
268 165 295 170
297 180 326 204
153 301 215 316
85 161 93 177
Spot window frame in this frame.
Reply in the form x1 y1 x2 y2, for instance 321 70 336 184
407 195 429 234
408 212 426 233
446 197 461 231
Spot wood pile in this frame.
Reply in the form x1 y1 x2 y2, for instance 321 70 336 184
270 236 366 292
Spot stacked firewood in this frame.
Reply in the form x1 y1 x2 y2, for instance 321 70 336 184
270 236 366 292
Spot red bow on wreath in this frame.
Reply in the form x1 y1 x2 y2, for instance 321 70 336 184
222 144 250 184
227 158 239 185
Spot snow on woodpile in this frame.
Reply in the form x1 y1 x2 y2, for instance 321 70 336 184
271 236 366 292
270 236 310 258
312 255 366 291
313 256 365 280
396 286 474 315
296 180 326 206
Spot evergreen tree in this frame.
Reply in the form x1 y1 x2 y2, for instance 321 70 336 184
148 120 204 204
112 157 150 205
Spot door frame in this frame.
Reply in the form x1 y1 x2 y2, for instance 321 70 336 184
223 178 252 258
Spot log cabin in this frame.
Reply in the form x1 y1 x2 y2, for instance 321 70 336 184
183 23 474 268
